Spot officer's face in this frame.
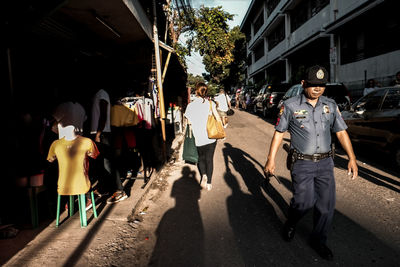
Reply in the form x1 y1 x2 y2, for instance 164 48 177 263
302 83 325 100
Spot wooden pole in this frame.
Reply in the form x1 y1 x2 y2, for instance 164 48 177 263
162 52 172 83
153 0 167 161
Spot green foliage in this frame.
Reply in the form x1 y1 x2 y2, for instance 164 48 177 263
184 6 234 84
168 5 246 92
206 82 219 96
222 26 246 90
186 73 205 90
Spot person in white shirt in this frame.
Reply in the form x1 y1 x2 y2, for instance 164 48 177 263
363 79 379 96
214 89 231 128
184 83 222 191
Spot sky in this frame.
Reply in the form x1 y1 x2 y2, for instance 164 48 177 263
183 0 252 76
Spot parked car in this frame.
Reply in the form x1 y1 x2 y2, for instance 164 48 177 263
341 87 400 168
239 86 256 110
277 83 351 111
253 84 286 117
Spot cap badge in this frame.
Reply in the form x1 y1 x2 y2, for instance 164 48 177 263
316 69 324 79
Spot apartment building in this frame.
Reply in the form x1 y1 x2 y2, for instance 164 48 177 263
240 0 400 97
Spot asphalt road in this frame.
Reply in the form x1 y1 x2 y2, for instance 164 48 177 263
107 109 400 266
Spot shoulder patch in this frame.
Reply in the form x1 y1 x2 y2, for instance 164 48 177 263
278 105 285 116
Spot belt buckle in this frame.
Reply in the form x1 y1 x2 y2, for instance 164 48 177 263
312 155 319 162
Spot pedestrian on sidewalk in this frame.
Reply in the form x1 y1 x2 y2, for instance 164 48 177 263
184 82 222 191
264 65 358 261
214 89 231 128
89 87 127 203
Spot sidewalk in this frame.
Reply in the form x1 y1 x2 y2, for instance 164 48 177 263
1 133 185 267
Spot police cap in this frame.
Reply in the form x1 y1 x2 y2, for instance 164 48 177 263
304 65 328 87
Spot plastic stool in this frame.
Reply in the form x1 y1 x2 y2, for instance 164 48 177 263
55 191 97 228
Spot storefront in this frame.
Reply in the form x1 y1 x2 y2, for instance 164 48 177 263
2 0 187 229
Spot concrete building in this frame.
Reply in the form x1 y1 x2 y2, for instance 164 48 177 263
240 0 400 98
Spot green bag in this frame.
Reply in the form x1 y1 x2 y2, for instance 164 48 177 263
182 125 198 164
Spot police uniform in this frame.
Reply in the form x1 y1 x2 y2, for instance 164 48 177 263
276 66 348 245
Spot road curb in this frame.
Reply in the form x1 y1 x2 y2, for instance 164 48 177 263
127 131 185 222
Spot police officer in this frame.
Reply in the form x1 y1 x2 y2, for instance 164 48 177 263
264 65 358 261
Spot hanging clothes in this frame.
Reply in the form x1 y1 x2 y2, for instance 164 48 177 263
136 97 155 129
110 102 140 127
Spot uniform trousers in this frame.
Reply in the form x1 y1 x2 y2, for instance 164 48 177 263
288 157 336 244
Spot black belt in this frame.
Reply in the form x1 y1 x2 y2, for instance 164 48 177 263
296 151 332 162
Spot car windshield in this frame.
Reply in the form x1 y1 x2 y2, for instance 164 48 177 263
352 88 387 111
381 88 400 109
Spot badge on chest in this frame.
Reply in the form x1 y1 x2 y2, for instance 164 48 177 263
294 109 308 119
323 105 330 114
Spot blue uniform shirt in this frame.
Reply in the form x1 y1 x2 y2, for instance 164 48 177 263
276 93 348 155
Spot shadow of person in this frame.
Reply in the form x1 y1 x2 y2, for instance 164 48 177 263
224 171 289 265
149 166 204 266
222 143 289 219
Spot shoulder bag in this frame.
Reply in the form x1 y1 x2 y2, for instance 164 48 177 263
207 101 226 139
224 94 234 116
182 124 198 164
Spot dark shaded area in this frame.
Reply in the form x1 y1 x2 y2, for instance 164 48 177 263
334 152 400 194
2 0 186 238
149 166 204 266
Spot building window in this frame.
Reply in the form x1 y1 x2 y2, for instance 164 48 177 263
266 0 280 16
268 22 285 50
340 4 400 64
290 0 329 32
245 29 251 42
247 54 252 66
254 42 265 62
253 13 264 35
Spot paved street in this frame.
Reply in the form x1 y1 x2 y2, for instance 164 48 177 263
4 109 399 266
125 109 400 266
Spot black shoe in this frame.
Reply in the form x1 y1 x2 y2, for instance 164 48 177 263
310 241 334 261
282 222 296 241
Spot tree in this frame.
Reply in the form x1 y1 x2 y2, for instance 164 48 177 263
223 26 246 92
186 73 205 90
188 6 234 84
163 0 195 68
164 4 246 91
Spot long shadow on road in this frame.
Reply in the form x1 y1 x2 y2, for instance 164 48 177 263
222 142 399 266
149 166 204 267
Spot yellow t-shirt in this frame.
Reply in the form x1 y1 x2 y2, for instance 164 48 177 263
110 104 139 127
47 136 99 195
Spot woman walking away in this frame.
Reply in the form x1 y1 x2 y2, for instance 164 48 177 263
184 82 222 191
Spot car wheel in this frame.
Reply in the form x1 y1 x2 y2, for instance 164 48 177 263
262 106 268 117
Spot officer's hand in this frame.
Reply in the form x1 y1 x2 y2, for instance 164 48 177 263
264 160 275 178
348 159 358 179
